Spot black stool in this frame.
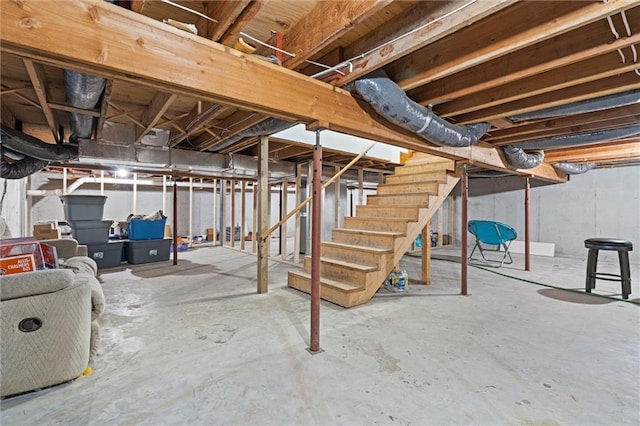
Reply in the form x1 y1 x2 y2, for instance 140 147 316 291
584 238 633 299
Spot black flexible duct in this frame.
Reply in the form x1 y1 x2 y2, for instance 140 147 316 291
65 70 106 143
553 162 597 174
0 154 49 179
348 70 490 147
1 125 78 161
503 145 544 169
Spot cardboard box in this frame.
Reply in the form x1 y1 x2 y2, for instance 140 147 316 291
34 227 62 240
0 237 44 270
0 254 37 275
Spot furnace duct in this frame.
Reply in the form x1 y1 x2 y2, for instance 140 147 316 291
553 162 597 175
65 70 107 143
503 145 544 169
208 118 295 152
348 70 490 147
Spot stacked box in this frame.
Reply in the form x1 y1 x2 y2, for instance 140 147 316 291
125 239 171 264
59 195 107 221
67 219 112 243
127 218 166 240
86 241 125 269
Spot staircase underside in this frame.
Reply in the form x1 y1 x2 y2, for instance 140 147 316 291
288 154 460 308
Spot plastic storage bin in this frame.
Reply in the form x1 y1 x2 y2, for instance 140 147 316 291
60 195 107 221
125 239 171 264
68 219 112 243
86 241 124 269
127 218 167 240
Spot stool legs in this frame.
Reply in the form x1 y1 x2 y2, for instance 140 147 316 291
585 248 598 293
619 251 631 300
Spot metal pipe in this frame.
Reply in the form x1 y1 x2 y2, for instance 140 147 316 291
172 178 178 266
461 165 468 296
310 129 323 353
162 175 167 213
311 60 353 80
525 177 531 271
132 173 138 215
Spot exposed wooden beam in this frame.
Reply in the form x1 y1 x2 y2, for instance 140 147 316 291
170 102 229 147
338 0 515 85
0 85 31 95
409 7 640 106
389 0 636 91
544 139 640 163
206 0 251 42
219 0 263 46
95 78 113 140
437 52 640 117
0 0 564 182
48 102 101 117
277 0 391 70
0 103 16 128
23 59 59 142
135 91 177 143
450 72 640 124
130 0 146 13
487 104 640 142
195 112 265 151
491 115 640 147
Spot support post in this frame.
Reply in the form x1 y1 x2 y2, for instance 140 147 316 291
252 181 257 253
281 181 288 261
213 179 218 245
172 178 178 265
241 180 246 251
306 160 313 255
162 175 167 214
334 165 340 228
100 170 105 195
294 163 303 263
525 177 531 271
188 177 193 247
257 136 269 294
132 173 138 215
310 129 323 354
357 168 364 205
461 165 468 295
422 222 431 284
230 179 236 248
220 180 227 246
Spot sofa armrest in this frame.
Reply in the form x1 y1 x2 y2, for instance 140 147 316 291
76 245 88 257
39 238 82 259
0 269 74 301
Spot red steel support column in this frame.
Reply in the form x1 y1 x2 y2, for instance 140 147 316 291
461 165 468 295
525 177 531 271
310 129 322 353
172 178 178 265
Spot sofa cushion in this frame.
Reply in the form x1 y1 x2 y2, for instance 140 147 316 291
0 269 74 301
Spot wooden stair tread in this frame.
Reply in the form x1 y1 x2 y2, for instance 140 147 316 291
322 241 393 253
289 270 364 293
333 228 405 237
308 256 378 272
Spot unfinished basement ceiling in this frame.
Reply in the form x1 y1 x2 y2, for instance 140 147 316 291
1 0 639 179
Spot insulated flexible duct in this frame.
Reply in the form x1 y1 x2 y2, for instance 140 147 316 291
208 118 295 152
513 125 640 150
348 70 490 147
65 70 106 142
0 154 49 179
1 125 78 161
503 145 544 169
553 162 597 174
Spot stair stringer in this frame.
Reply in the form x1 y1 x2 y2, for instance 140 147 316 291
354 173 461 305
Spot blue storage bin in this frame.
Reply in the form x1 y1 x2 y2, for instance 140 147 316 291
127 218 166 240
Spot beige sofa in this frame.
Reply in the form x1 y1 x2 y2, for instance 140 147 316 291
0 240 105 397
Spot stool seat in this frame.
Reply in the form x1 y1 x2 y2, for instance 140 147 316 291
584 238 633 251
584 237 633 299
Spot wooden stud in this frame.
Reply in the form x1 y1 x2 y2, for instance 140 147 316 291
294 163 303 264
421 222 431 284
241 180 246 251
280 181 288 261
23 59 59 142
334 165 341 228
96 79 113 140
252 180 257 254
213 178 218 245
257 135 269 294
357 168 364 206
136 91 177 143
230 179 236 248
189 177 193 246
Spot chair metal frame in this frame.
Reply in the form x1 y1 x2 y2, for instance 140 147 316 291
467 220 518 267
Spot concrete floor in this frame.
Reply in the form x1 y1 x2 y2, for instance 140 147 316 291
2 246 639 425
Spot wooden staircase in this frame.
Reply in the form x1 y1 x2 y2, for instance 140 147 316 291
287 153 460 307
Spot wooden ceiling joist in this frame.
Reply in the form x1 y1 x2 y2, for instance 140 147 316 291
409 6 640 106
23 59 59 142
95 79 113 140
219 0 263 46
0 0 565 182
388 0 635 92
544 139 640 163
206 0 253 42
135 91 177 143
